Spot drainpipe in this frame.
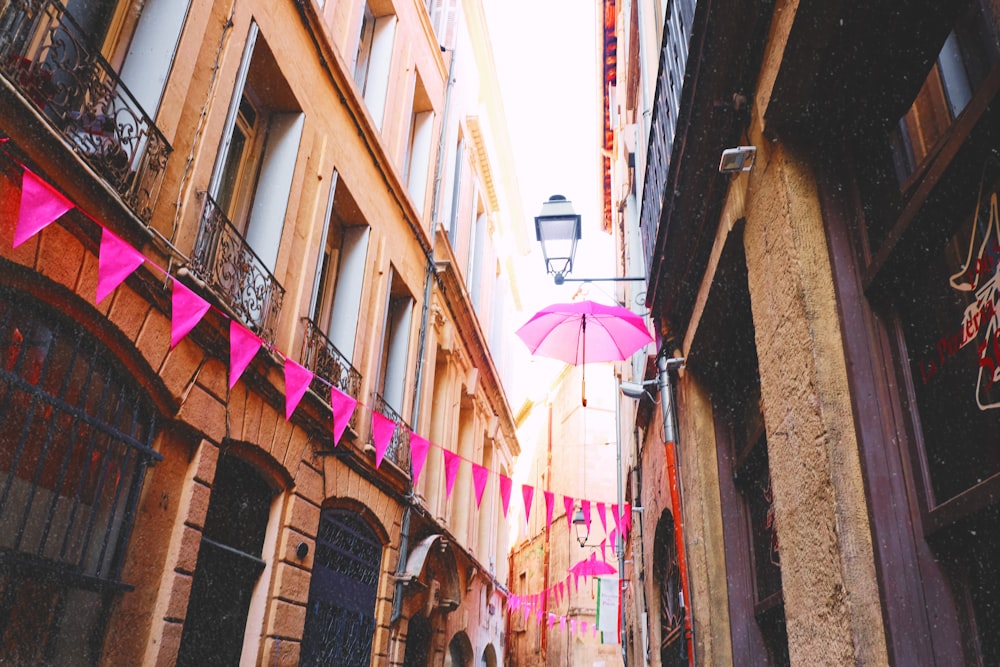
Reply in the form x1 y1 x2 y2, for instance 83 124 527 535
657 352 694 664
391 45 458 625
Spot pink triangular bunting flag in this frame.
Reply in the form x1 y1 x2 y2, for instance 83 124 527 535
623 502 632 537
170 279 211 348
229 321 262 389
96 228 145 303
442 449 461 499
330 386 358 445
581 499 592 536
611 502 623 535
600 538 608 561
472 463 489 508
521 484 534 523
564 495 575 530
283 358 313 420
596 501 608 537
14 168 74 248
409 433 430 485
371 411 396 468
499 474 513 517
544 490 555 532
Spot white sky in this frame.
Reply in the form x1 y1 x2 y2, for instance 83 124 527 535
482 0 615 408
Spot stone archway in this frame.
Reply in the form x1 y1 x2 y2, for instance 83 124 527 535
482 642 498 667
446 631 473 667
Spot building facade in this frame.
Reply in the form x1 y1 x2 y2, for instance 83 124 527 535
609 0 1000 665
0 0 525 664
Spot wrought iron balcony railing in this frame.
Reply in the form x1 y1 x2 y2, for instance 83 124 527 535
190 195 285 344
639 0 697 278
0 0 171 222
372 393 411 475
300 318 362 432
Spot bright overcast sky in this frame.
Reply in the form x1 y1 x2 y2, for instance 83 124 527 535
482 0 610 308
482 0 616 410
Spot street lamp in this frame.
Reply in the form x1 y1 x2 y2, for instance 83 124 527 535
534 194 645 285
535 194 581 282
572 506 589 547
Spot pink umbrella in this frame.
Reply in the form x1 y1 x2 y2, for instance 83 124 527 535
515 300 653 405
568 552 618 577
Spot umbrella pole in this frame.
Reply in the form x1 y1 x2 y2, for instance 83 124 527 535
581 316 587 407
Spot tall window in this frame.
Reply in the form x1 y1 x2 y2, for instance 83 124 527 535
0 287 159 665
447 136 466 247
176 455 277 666
311 176 370 363
427 0 459 50
377 269 414 416
889 9 994 187
210 25 304 272
404 74 434 213
352 3 396 128
854 6 1000 660
300 508 383 666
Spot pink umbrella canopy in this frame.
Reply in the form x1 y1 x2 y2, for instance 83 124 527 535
515 300 653 405
568 552 618 577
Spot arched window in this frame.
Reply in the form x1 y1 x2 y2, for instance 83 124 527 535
0 286 159 664
300 507 383 666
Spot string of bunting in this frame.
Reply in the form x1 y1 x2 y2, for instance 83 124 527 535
5 159 633 539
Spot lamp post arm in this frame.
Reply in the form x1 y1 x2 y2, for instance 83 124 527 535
554 274 647 285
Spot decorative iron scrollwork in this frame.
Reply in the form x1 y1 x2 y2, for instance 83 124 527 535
0 0 171 222
190 195 285 344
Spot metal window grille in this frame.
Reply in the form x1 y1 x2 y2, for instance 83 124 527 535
300 508 382 666
0 286 159 664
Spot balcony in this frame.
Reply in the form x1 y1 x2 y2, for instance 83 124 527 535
372 393 411 475
0 0 171 222
190 195 285 344
639 0 696 278
300 318 362 432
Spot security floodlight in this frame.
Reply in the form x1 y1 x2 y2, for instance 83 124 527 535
719 146 757 173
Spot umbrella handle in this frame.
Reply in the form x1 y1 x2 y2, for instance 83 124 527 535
581 316 587 407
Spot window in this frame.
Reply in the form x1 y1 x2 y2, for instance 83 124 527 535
310 175 370 365
447 136 466 247
209 25 304 272
856 5 1000 661
353 4 376 94
0 287 159 665
427 0 459 50
468 208 487 313
404 74 434 213
176 456 277 666
377 269 414 416
301 508 382 666
889 12 994 186
352 2 396 128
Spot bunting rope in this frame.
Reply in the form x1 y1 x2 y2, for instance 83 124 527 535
3 156 634 537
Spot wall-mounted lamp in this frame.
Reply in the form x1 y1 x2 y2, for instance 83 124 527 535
719 145 757 173
535 195 646 285
572 507 589 547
